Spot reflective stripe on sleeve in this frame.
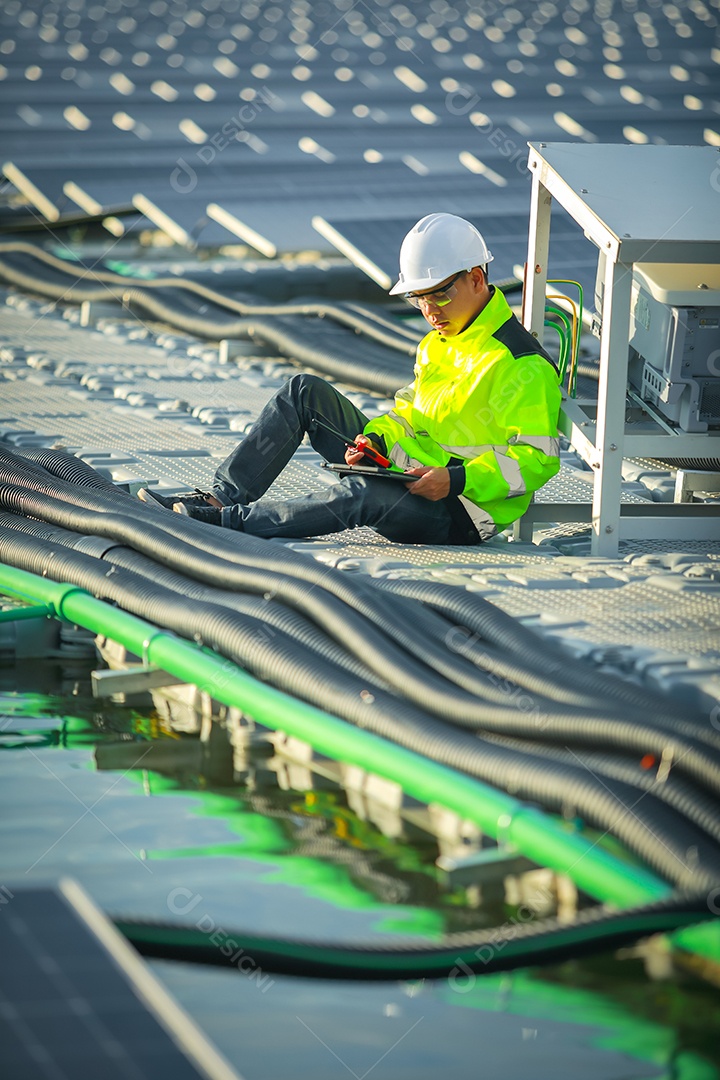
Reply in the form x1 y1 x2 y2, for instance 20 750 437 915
508 434 560 456
440 436 560 460
437 441 524 497
387 410 416 438
492 451 526 498
389 444 423 470
438 441 495 458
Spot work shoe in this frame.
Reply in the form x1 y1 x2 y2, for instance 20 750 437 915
176 502 223 527
138 487 220 512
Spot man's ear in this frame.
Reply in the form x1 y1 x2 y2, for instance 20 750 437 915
470 266 487 289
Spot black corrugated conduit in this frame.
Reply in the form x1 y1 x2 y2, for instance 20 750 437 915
108 549 386 686
34 457 704 735
0 241 420 351
0 451 550 703
0 243 419 394
12 445 130 493
0 466 581 714
341 300 424 344
446 612 720 753
0 446 650 714
12 507 720 860
0 513 380 685
114 890 717 980
0 242 521 396
370 576 720 746
111 544 630 712
4 475 720 806
0 517 718 887
483 732 720 849
117 287 414 394
102 546 720 855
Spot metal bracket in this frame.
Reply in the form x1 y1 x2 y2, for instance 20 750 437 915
675 469 720 503
91 666 185 698
436 846 535 888
79 299 122 327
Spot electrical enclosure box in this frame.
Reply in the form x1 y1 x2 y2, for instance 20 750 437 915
627 263 720 432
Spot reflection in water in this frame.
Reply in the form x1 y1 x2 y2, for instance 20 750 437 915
0 659 719 1079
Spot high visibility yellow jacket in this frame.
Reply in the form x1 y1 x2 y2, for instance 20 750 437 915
365 287 562 539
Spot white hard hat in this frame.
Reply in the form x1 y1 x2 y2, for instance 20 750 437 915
389 213 493 295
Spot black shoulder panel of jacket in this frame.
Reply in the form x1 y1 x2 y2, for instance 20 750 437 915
492 314 558 373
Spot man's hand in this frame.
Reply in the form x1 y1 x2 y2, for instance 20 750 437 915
404 466 451 500
344 436 367 466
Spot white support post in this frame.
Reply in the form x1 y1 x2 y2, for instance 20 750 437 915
79 299 121 327
591 257 633 556
523 172 552 344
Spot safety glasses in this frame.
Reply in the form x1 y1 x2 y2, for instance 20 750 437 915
404 270 468 309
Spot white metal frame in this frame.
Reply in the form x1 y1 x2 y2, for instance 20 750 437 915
524 142 720 555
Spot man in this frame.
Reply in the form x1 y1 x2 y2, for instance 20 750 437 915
139 213 562 545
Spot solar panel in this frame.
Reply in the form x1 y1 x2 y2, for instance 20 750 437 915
1 880 244 1080
314 210 598 300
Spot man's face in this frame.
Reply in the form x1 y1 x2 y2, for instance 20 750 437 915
407 268 491 337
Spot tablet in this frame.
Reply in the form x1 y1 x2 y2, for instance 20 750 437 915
321 462 420 482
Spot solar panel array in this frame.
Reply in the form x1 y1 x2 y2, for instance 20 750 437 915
0 0 718 266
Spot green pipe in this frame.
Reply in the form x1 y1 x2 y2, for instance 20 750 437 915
0 602 53 622
0 563 716 959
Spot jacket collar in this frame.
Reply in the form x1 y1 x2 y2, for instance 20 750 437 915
423 285 514 351
446 285 513 345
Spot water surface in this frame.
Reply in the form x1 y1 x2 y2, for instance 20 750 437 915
1 661 718 1080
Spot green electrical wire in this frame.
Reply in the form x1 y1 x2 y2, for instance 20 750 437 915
544 319 567 379
546 311 569 382
548 280 585 397
545 306 571 381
